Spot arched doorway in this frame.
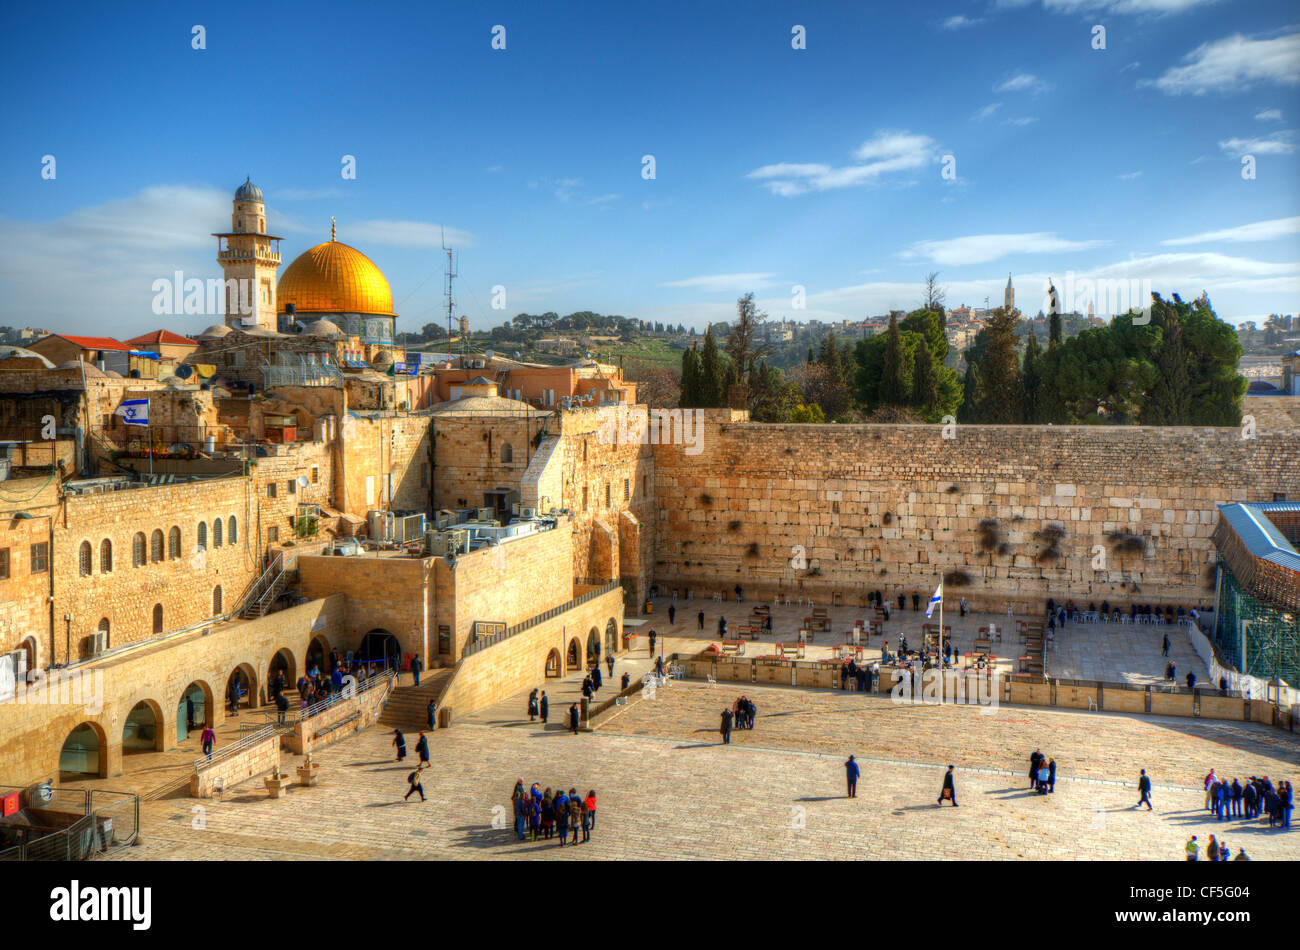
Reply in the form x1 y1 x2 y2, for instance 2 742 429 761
59 721 107 779
586 627 601 668
177 681 212 742
605 618 619 656
268 648 296 697
122 700 164 754
358 629 400 674
17 637 37 681
306 636 329 678
566 637 582 672
226 664 256 715
545 648 562 678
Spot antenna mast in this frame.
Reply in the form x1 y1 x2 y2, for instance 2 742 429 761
442 227 457 366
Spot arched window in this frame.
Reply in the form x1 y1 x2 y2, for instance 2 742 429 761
152 604 163 635
151 529 164 562
99 540 112 573
132 533 146 567
212 586 223 615
501 443 513 463
228 516 237 544
97 617 110 648
79 541 92 576
196 522 207 550
168 526 181 559
213 518 223 548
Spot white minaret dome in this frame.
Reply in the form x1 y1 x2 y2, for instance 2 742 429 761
213 177 283 331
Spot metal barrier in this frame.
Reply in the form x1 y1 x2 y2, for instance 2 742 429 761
0 785 139 860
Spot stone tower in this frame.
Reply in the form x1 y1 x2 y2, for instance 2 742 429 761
1004 273 1015 313
213 177 282 331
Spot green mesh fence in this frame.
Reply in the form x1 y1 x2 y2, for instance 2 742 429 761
1214 562 1300 688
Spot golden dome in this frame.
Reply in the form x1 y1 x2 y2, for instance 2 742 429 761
277 239 395 315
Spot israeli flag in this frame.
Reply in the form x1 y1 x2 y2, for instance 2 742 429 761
116 398 149 427
925 584 942 619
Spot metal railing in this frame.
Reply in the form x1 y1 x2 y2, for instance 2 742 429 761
463 581 620 657
299 668 395 721
194 724 275 771
0 785 139 860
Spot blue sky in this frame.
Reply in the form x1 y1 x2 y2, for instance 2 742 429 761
1 0 1297 338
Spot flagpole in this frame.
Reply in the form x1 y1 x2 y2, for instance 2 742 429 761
938 580 944 692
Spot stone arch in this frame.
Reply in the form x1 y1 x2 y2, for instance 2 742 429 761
566 637 583 672
78 540 92 576
96 617 111 651
122 698 165 754
197 521 207 549
268 647 295 695
358 629 400 673
59 720 108 779
228 515 237 545
586 626 600 667
132 531 146 567
177 680 213 741
213 518 223 548
545 648 562 678
605 617 619 655
168 526 181 559
306 636 330 678
17 636 38 680
100 538 113 573
226 663 257 713
150 529 164 562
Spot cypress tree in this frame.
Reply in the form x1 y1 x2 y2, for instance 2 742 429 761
680 345 700 407
1049 311 1062 349
1022 330 1042 423
912 336 938 418
880 314 909 406
974 307 1023 423
699 329 724 407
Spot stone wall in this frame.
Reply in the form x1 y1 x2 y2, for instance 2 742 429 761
190 729 280 798
299 553 434 660
652 416 1300 612
285 676 393 756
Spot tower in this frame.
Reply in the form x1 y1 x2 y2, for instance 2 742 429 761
1004 273 1015 313
213 177 282 331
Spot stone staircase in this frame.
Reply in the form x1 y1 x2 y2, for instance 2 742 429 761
378 669 455 730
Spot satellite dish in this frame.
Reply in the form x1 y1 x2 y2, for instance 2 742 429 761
297 475 310 488
175 364 193 379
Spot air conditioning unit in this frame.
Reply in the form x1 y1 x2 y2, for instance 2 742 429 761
88 632 107 656
520 508 536 519
476 507 493 522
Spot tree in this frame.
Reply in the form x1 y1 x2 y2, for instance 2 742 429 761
912 336 938 418
1022 330 1042 423
879 314 909 406
971 307 1023 423
1049 311 1062 349
1142 296 1191 425
922 271 947 312
680 346 701 407
747 362 800 422
724 292 769 385
697 329 727 408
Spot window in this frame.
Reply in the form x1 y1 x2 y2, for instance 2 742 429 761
582 486 588 510
267 482 278 499
605 483 611 507
99 539 112 573
196 522 207 550
97 618 110 648
0 547 8 580
132 532 146 567
365 476 375 506
213 518 223 548
311 467 319 484
30 542 48 574
79 541 92 576
289 478 297 494
267 526 279 544
168 527 181 559
151 529 164 562
152 604 163 635
212 586 223 615
501 443 513 464
1275 492 1288 502
624 478 630 502
228 516 237 544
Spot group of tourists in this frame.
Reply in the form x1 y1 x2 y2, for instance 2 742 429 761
1185 835 1249 861
1204 769 1293 829
510 780 597 845
839 659 879 692
1028 749 1056 794
718 696 757 743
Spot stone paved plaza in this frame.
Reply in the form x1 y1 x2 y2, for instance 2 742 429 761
106 679 1299 861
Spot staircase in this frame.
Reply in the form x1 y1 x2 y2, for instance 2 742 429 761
378 669 455 730
238 554 297 619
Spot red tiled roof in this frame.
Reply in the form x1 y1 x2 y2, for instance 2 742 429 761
46 334 131 351
124 330 199 346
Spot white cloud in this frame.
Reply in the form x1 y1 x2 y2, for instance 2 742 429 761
994 72 1047 94
1004 116 1039 127
661 273 777 293
1162 216 1300 245
1217 130 1297 156
1255 108 1283 121
1117 171 1143 180
747 130 937 196
344 220 477 248
1148 32 1300 95
941 15 983 29
1016 0 1219 13
972 102 1002 120
902 232 1110 267
585 194 621 207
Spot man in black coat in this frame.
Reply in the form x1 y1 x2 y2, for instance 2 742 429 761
568 702 580 734
938 765 957 806
720 708 733 744
1137 769 1153 810
1029 749 1043 789
539 691 549 724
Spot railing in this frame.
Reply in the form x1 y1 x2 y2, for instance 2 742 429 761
463 581 620 657
235 553 286 618
0 785 139 860
299 668 395 721
194 724 275 771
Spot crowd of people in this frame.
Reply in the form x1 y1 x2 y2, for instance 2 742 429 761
1203 769 1293 829
718 695 758 743
1028 749 1057 794
510 780 597 845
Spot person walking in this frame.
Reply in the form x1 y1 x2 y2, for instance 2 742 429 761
569 702 580 734
938 765 958 806
648 629 657 656
392 728 406 762
720 707 733 744
1047 759 1057 794
845 755 860 798
404 764 426 802
605 652 614 678
668 604 676 626
1137 769 1153 810
410 653 422 687
275 689 289 726
415 731 430 767
539 690 549 724
527 689 539 722
621 671 630 690
698 610 705 631
1161 633 1170 657
1185 835 1198 861
200 724 215 760
959 597 967 618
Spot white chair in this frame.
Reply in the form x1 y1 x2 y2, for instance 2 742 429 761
1087 696 1097 711
706 672 717 686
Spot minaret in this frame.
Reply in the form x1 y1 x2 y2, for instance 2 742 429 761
213 177 282 331
1004 273 1015 313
